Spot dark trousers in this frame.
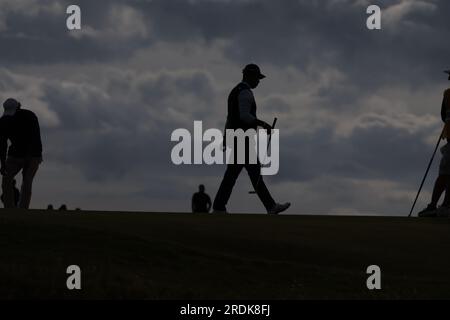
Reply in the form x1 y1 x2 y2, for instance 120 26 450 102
213 162 276 211
2 156 41 209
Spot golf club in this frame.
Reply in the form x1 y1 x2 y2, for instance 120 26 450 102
408 127 444 217
249 117 277 194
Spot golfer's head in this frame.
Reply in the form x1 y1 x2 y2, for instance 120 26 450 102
199 184 205 192
3 98 21 116
243 64 265 89
446 70 450 81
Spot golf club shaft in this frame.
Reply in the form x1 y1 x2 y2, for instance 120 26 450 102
408 128 444 217
249 117 277 194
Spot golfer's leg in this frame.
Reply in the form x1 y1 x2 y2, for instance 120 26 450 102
1 158 23 208
441 175 450 206
435 145 450 207
430 175 446 207
19 158 41 209
246 164 276 211
213 164 243 211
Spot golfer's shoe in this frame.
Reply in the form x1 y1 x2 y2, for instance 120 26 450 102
436 205 450 217
417 204 437 217
212 208 228 214
268 202 291 215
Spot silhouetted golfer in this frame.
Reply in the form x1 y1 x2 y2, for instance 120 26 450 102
192 184 212 213
418 70 450 217
0 98 43 209
212 64 290 214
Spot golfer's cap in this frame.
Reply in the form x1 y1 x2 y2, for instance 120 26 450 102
243 64 266 79
445 70 450 75
3 98 21 116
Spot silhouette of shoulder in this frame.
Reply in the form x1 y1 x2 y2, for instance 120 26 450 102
0 108 42 157
16 109 39 121
193 192 207 200
0 109 39 126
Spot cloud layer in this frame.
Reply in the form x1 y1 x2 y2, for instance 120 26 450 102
0 0 449 215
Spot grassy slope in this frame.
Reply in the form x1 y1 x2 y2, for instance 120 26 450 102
0 209 449 299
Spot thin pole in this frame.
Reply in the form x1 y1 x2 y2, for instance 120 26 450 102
249 118 277 194
408 128 444 217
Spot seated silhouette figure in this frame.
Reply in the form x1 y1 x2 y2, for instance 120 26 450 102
192 184 212 213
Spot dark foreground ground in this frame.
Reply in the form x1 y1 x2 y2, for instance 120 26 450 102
0 209 449 299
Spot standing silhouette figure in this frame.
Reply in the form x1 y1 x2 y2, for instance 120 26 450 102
0 98 43 209
212 64 290 214
192 184 212 213
418 70 450 217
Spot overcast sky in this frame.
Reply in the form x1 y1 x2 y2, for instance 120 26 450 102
0 0 449 215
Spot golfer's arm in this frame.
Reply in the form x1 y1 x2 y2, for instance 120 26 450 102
441 98 447 123
255 119 269 127
0 136 7 167
30 113 43 156
0 123 7 166
237 91 269 128
238 90 258 126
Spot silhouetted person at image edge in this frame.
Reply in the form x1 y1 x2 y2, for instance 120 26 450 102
212 64 290 214
418 70 450 217
192 184 212 213
1 179 20 207
0 98 43 209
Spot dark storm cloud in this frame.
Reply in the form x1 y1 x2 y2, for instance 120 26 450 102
3 0 449 86
136 71 215 109
69 0 450 111
38 68 219 182
276 112 437 186
41 68 215 130
129 0 450 85
0 68 16 89
0 0 151 64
